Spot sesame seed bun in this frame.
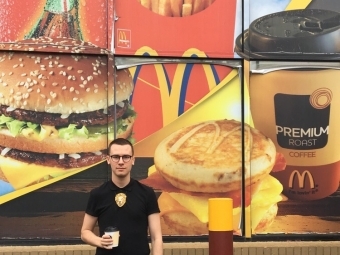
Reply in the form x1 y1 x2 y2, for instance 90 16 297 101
0 37 136 170
154 119 276 193
0 40 133 114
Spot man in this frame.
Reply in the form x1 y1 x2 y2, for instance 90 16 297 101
81 138 163 255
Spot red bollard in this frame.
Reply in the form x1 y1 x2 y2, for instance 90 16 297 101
209 198 233 255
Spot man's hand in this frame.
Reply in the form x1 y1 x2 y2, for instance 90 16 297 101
101 234 114 249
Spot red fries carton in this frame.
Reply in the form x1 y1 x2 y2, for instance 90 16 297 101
113 0 238 58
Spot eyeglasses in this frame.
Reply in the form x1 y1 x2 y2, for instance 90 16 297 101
109 155 133 163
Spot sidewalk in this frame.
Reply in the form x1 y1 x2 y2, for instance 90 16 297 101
0 241 339 255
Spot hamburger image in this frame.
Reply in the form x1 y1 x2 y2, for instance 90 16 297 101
141 119 285 235
0 37 136 194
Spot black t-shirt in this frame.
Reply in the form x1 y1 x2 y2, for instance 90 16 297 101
86 179 160 255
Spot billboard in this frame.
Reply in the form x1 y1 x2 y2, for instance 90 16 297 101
249 61 340 234
1 0 340 245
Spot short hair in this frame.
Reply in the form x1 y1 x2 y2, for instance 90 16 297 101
108 138 134 156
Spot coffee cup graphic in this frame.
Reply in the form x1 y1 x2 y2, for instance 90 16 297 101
249 63 340 200
235 9 340 59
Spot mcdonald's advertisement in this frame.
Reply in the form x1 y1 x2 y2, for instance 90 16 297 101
114 0 239 58
120 56 247 236
0 0 112 243
0 49 292 239
0 0 112 205
249 60 340 234
114 57 289 237
1 0 340 244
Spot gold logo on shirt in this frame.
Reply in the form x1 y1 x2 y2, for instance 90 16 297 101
115 193 127 207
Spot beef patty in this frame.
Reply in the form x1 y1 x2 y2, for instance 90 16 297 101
0 145 107 169
0 100 129 126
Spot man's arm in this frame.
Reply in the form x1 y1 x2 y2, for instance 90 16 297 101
148 213 163 255
81 213 113 249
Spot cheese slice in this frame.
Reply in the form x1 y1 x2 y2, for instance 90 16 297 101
167 174 282 235
251 175 283 206
249 175 283 231
0 156 102 204
169 193 210 223
159 192 243 233
168 192 242 224
21 125 59 141
0 156 75 190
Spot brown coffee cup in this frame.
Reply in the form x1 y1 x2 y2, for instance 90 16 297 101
250 62 340 200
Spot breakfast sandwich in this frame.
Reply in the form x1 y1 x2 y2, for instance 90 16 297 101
141 119 285 235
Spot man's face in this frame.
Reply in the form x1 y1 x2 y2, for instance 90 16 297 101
107 144 135 178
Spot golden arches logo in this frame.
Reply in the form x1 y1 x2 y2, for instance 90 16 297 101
118 31 127 41
288 170 315 189
129 46 239 126
117 30 130 47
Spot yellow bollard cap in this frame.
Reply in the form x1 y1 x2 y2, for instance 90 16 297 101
208 198 233 231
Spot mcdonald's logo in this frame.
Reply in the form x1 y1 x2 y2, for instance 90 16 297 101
130 48 237 126
288 170 315 189
117 29 131 48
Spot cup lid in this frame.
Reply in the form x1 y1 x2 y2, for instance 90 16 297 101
105 226 118 232
235 9 340 59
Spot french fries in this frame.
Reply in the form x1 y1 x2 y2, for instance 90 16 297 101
159 0 172 16
192 0 204 14
138 0 215 17
170 0 183 17
182 4 192 17
152 0 160 13
204 0 215 9
141 0 152 9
